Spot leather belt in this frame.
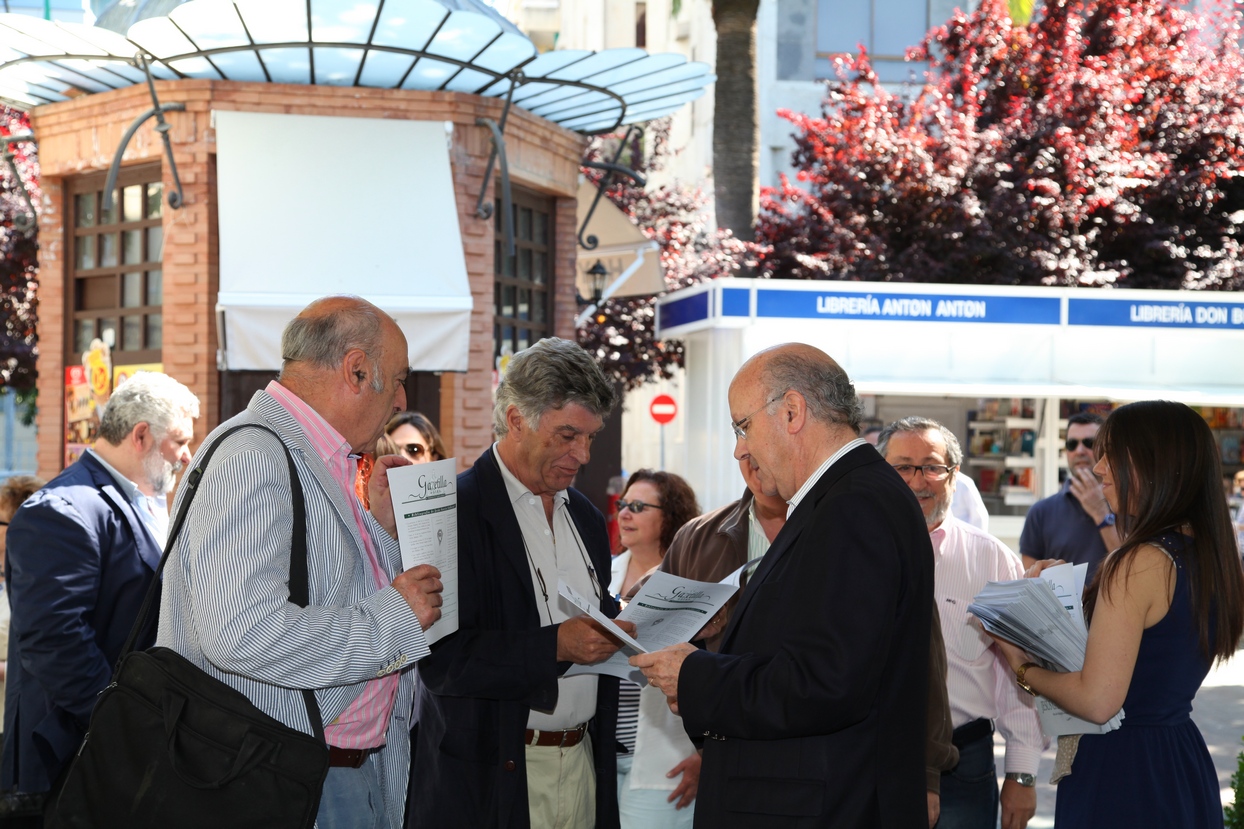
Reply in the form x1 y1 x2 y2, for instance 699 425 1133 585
524 723 587 748
951 718 993 749
327 746 373 768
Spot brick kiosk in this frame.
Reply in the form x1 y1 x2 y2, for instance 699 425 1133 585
29 80 585 479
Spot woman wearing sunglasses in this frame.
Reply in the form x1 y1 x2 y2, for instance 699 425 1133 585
988 401 1244 828
383 411 447 465
356 411 448 509
609 469 701 829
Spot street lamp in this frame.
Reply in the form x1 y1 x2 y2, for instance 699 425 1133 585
579 260 608 306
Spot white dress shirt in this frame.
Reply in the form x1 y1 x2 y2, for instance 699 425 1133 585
930 514 1044 775
787 438 868 512
88 448 169 546
493 445 600 730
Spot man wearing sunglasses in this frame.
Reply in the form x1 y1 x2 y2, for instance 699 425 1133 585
1018 412 1119 580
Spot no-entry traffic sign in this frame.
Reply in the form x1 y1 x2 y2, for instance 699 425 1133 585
649 394 677 425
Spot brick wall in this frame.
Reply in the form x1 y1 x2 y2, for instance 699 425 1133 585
28 81 585 477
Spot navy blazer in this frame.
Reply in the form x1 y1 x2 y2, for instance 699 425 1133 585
409 448 620 829
678 444 934 828
2 453 162 793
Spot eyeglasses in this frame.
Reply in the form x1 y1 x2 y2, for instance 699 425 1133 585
616 499 662 514
1065 437 1095 452
890 464 956 481
731 394 785 440
403 443 434 460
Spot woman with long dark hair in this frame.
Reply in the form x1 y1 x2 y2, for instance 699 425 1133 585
609 469 701 828
990 401 1244 827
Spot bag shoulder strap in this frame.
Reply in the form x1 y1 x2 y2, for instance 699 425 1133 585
116 422 325 740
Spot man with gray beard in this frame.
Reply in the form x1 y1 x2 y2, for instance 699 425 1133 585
2 372 199 817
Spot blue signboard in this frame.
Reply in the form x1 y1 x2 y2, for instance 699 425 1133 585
659 291 711 330
755 289 1061 324
722 287 750 317
1069 298 1244 330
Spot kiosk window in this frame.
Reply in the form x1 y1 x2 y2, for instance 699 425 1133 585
494 189 554 362
68 165 164 363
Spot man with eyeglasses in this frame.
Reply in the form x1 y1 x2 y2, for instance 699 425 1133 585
657 456 960 828
632 343 934 828
879 417 1042 829
410 337 633 829
1018 412 1119 580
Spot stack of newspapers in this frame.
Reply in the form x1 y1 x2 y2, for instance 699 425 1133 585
968 563 1124 736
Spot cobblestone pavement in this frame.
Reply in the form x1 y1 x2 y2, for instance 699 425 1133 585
991 653 1244 828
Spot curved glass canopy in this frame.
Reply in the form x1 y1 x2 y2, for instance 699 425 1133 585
0 0 714 134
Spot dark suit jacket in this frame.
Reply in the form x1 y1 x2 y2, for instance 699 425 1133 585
409 448 620 829
678 445 934 828
662 485 957 793
2 453 162 793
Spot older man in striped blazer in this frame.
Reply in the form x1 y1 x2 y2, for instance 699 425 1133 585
158 296 444 829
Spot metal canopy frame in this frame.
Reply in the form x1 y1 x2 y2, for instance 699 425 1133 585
0 1 715 136
578 125 646 251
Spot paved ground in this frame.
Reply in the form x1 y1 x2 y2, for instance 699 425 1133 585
995 652 1244 828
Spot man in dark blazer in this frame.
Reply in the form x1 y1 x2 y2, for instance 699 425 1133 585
634 344 934 828
410 337 630 829
2 371 199 811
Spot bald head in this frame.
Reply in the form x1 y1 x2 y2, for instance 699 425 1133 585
280 295 400 388
737 343 863 434
276 295 410 452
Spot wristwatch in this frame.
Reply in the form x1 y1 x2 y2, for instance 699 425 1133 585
1097 513 1116 529
1016 661 1040 696
1005 772 1036 788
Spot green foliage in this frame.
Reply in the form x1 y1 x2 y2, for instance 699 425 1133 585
1008 0 1033 25
1225 737 1244 829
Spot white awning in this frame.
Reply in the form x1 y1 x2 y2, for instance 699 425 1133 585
574 180 664 301
214 111 471 371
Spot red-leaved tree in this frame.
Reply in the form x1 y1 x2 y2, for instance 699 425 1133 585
754 0 1244 290
0 106 39 405
577 122 743 389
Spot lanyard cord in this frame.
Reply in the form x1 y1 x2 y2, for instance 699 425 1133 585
519 505 601 625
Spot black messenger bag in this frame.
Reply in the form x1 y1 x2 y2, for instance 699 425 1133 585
47 424 330 829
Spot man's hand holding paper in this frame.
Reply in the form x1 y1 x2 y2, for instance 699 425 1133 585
557 615 638 664
561 571 737 685
630 643 696 699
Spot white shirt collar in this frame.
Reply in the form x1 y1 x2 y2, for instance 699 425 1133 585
787 438 869 510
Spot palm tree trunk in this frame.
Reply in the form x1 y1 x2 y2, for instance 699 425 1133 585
712 0 761 240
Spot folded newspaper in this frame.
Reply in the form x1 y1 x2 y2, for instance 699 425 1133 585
968 563 1124 737
561 570 739 686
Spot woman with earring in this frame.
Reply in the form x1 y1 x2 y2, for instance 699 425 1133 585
609 470 701 829
989 401 1244 827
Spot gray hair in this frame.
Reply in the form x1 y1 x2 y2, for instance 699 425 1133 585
493 338 617 436
761 350 864 433
279 297 386 392
877 416 964 468
98 372 200 445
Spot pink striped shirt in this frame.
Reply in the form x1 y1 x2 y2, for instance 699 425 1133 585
267 381 399 750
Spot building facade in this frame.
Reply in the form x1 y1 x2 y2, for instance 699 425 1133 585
29 80 586 479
